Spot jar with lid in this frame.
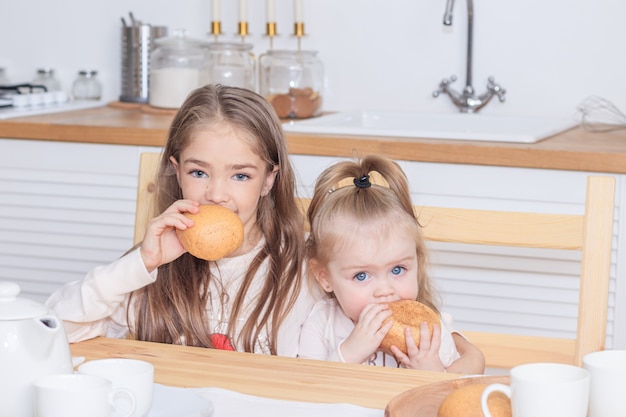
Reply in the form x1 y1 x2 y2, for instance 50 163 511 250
33 68 62 92
72 70 102 100
202 42 255 91
258 50 324 119
149 29 209 109
0 68 9 86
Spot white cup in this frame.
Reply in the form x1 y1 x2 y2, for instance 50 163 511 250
33 373 136 417
583 350 626 417
481 363 590 417
78 358 154 417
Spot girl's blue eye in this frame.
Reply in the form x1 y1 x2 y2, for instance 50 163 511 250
234 173 249 181
391 266 405 275
354 272 368 282
191 169 207 178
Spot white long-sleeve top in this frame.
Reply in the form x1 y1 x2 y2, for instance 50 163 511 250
45 240 314 356
298 298 460 367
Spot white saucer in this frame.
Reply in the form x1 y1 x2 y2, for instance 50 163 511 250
146 383 214 417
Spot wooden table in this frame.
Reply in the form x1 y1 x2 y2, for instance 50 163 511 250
70 337 458 410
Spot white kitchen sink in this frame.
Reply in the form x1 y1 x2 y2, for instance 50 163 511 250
282 110 578 143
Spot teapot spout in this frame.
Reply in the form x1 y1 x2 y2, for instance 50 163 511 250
34 315 74 367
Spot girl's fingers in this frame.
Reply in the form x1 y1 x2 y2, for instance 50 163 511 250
419 322 432 351
148 214 191 234
152 200 203 231
378 318 393 335
430 324 442 350
358 303 391 325
390 345 409 363
404 327 417 349
163 199 200 215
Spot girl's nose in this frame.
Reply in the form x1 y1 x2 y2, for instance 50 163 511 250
373 277 395 298
204 179 229 204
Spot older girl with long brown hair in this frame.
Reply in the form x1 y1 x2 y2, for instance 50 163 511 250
46 84 312 355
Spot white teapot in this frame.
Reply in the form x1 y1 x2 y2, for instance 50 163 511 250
0 281 73 417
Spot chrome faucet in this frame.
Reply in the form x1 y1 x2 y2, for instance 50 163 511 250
432 0 506 113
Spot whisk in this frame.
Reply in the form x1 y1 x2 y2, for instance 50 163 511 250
576 96 626 132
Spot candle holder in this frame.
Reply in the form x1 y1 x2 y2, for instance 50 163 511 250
293 22 305 50
293 22 305 37
210 20 222 41
237 21 249 41
265 22 277 49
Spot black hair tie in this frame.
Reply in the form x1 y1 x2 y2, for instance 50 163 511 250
354 174 371 189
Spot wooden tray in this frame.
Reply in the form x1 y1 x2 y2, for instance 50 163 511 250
385 375 510 417
107 101 178 115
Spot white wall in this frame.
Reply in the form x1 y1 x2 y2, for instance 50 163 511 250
2 0 625 119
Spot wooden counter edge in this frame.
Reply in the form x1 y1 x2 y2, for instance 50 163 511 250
3 106 626 173
285 132 626 173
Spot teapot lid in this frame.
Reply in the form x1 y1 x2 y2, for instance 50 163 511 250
0 281 48 320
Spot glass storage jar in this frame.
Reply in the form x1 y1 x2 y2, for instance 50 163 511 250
72 70 102 100
0 68 9 85
33 68 62 92
202 42 255 91
258 50 324 119
149 29 209 109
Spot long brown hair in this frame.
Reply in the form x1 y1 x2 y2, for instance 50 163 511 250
130 85 304 353
305 154 440 314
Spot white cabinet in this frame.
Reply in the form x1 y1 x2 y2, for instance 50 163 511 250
1 139 623 349
0 139 161 302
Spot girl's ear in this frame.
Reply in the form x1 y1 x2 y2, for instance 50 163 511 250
261 165 279 197
169 156 181 183
309 259 333 293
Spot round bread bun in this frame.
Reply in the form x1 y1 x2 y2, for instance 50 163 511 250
438 383 512 417
175 205 244 261
379 300 440 355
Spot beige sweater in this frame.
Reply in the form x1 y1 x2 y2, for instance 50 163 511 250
45 242 314 356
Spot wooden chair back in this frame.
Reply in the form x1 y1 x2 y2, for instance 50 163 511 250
135 152 615 369
416 177 615 368
134 152 161 245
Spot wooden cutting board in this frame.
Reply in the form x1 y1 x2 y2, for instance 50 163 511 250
385 374 510 417
107 101 178 115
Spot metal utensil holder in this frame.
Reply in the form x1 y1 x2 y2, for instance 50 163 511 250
120 24 167 103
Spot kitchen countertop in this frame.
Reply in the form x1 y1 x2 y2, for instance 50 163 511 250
2 105 626 173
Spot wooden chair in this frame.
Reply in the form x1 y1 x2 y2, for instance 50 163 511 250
418 175 615 369
135 152 615 369
302 176 615 370
134 152 161 245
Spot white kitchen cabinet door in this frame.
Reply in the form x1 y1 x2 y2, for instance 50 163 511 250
0 138 161 302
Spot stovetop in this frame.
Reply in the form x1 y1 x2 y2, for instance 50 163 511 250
0 83 104 120
0 99 104 120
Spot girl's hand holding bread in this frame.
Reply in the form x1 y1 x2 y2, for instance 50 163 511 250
140 200 200 272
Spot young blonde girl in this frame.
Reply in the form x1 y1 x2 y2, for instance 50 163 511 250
299 155 484 373
46 85 312 355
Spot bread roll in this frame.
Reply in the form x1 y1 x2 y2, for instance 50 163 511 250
438 383 512 417
379 300 440 355
175 205 244 261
